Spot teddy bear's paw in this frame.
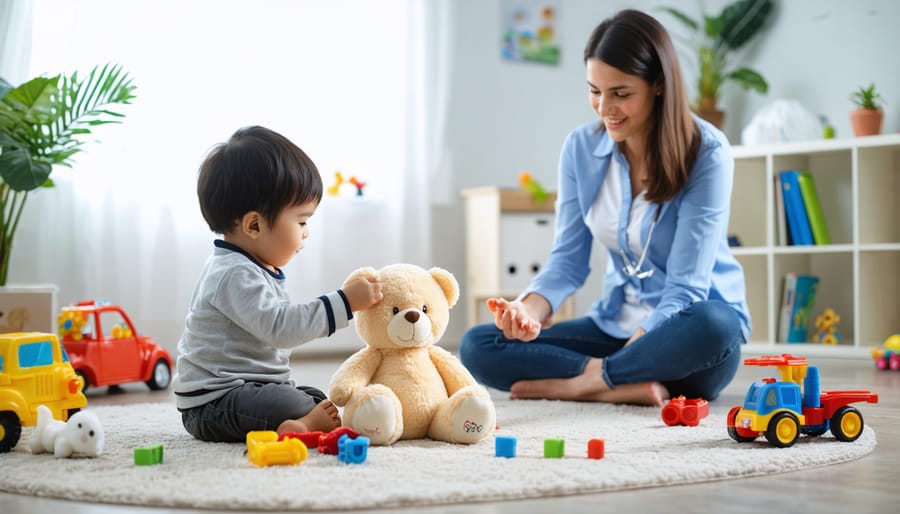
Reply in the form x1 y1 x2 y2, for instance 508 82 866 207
448 394 495 444
349 394 401 445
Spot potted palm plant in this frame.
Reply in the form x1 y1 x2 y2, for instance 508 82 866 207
0 63 136 286
849 83 884 137
660 0 774 128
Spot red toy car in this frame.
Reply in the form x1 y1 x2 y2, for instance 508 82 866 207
661 395 709 426
57 300 173 393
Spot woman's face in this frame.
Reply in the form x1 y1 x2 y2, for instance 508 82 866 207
586 57 659 147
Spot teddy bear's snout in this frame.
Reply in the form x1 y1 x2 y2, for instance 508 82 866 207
404 311 420 323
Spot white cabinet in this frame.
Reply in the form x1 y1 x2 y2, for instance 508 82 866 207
461 187 573 326
729 133 900 356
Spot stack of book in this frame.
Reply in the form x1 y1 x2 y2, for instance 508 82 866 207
775 170 830 246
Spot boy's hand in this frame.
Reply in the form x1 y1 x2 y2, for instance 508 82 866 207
343 276 383 312
487 297 540 342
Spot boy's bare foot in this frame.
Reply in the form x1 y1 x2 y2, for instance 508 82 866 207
509 358 670 406
276 400 342 436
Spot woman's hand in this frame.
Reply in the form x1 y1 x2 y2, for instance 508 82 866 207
625 327 646 346
486 297 541 342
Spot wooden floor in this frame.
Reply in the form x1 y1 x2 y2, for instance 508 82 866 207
2 349 897 514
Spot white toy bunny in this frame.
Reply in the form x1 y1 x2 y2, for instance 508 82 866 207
28 405 105 458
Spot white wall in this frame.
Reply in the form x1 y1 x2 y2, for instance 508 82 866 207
436 0 900 344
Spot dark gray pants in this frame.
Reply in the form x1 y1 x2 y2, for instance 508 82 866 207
180 382 327 442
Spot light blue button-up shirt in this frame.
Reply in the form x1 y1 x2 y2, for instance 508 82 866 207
520 116 751 340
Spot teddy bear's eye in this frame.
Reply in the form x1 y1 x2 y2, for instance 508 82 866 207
422 305 427 313
392 307 399 315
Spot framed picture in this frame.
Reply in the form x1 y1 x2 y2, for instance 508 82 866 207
501 1 561 65
0 285 58 334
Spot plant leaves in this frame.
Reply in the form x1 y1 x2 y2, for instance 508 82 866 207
718 0 773 50
0 145 52 191
725 68 768 94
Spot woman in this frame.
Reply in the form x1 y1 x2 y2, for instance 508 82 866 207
459 9 750 406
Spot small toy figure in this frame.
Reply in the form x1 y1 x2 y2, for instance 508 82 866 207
327 171 345 196
348 176 367 196
518 171 548 204
661 395 709 426
813 308 841 344
28 404 105 458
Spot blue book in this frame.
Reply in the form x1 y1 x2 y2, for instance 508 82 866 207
780 171 814 246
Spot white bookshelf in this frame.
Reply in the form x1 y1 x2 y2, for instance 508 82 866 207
730 133 900 357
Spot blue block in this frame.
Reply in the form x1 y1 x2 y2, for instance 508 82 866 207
337 434 369 464
495 435 516 458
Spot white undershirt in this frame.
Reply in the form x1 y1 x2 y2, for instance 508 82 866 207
584 158 653 335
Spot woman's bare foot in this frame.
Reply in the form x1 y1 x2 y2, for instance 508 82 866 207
509 358 670 406
276 400 341 436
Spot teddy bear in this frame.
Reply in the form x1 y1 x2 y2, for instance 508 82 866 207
329 263 495 446
28 404 105 458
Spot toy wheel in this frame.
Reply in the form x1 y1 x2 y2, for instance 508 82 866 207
830 406 864 442
146 359 171 390
802 426 828 437
76 370 90 393
765 412 800 448
661 404 680 426
0 411 22 453
727 407 756 443
681 405 700 426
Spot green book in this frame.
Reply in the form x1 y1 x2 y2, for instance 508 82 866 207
796 171 831 245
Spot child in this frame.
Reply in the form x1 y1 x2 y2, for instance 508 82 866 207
174 125 383 443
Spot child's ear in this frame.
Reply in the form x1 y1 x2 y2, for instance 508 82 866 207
241 211 263 239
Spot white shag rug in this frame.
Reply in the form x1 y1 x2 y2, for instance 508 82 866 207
0 400 876 510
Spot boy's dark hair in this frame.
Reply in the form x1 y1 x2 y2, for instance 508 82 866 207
197 126 323 234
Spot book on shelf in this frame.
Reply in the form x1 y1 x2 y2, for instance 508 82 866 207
779 170 814 246
774 173 789 246
778 272 820 343
795 170 831 245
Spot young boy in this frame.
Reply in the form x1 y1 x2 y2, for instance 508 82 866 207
174 125 383 443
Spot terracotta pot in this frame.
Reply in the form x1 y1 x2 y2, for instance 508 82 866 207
695 97 724 129
849 108 883 136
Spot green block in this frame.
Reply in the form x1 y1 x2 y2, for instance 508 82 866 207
134 444 164 465
543 438 564 458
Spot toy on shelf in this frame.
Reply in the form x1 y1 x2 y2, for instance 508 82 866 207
813 308 841 344
247 430 308 467
327 171 345 196
348 176 367 196
28 404 104 458
0 332 88 453
518 171 548 204
727 354 878 448
58 300 173 393
661 396 709 426
871 334 900 371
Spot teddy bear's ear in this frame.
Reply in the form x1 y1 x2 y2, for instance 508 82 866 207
428 267 459 308
343 266 379 288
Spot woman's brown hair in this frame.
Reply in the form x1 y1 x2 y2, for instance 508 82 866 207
584 9 700 203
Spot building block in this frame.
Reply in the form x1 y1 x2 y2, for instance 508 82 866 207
543 438 564 458
246 430 308 467
134 444 164 465
587 438 604 459
337 434 370 464
661 395 710 426
495 435 516 458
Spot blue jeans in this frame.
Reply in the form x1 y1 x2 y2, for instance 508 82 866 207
459 300 744 401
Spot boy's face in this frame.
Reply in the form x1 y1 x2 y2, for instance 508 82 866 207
257 200 318 269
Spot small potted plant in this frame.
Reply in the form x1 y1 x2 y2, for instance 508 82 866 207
849 83 884 137
0 64 135 286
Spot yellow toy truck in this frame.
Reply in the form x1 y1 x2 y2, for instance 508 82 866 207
0 332 88 452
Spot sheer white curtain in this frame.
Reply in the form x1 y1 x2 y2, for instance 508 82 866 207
10 0 433 351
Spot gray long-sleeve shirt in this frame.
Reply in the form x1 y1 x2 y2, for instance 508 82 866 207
173 240 351 410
